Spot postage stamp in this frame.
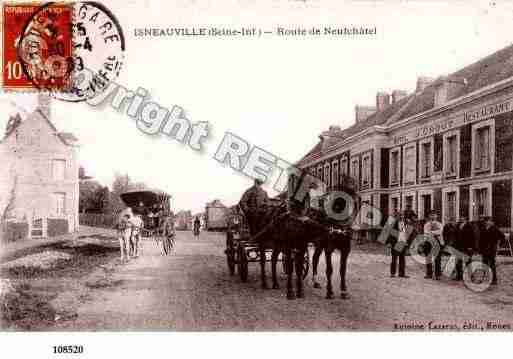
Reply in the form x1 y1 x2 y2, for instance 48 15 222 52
2 2 73 91
2 1 125 101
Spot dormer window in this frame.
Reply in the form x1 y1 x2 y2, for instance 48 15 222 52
434 83 448 107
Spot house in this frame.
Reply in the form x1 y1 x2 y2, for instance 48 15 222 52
0 93 79 240
297 44 513 234
175 210 192 230
205 199 228 231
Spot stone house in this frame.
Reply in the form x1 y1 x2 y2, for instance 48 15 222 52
0 94 79 240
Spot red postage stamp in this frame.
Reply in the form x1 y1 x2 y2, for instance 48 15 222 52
2 2 73 90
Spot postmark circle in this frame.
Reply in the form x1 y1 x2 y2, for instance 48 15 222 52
18 1 125 102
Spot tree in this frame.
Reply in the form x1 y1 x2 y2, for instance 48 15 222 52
0 175 17 242
79 180 110 213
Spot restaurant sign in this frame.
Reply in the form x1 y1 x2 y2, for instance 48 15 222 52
392 99 512 145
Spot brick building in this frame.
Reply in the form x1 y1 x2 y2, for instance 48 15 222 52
0 94 80 239
297 45 513 232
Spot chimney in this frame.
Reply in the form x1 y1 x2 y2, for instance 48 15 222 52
416 76 434 93
355 105 376 123
37 92 51 119
376 91 390 111
392 90 407 104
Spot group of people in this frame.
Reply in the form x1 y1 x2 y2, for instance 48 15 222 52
386 209 505 285
116 207 176 260
117 207 144 261
239 178 506 287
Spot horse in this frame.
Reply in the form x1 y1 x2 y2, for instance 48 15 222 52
311 226 352 299
251 202 331 299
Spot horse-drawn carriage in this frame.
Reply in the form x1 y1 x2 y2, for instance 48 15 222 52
225 173 357 299
225 202 309 283
119 189 174 255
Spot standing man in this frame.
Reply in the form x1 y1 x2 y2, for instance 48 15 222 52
239 178 269 237
480 216 504 285
193 216 201 238
442 219 459 280
424 211 444 280
386 210 409 278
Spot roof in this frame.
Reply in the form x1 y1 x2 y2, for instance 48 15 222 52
297 95 412 166
57 132 79 145
1 108 78 147
298 43 513 167
120 189 171 208
396 43 513 122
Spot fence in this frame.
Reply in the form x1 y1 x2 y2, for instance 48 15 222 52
79 213 116 228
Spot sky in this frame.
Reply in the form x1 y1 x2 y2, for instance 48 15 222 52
2 0 513 214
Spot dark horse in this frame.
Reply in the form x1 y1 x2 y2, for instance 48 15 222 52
309 196 353 299
253 198 352 300
311 226 352 299
254 208 328 299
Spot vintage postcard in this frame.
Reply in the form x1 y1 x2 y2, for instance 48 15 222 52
0 0 512 356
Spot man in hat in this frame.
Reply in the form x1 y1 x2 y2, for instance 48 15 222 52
480 216 504 285
386 210 409 278
424 211 444 280
239 178 269 237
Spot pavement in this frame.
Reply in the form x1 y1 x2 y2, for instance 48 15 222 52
39 229 513 331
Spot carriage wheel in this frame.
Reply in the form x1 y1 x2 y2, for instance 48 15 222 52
238 247 248 282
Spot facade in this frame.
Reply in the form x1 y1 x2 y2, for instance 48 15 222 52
175 210 193 230
205 199 228 230
0 94 79 239
297 45 513 231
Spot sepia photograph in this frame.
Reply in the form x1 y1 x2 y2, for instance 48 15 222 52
0 0 512 356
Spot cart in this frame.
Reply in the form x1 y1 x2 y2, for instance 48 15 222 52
225 207 309 282
120 189 174 255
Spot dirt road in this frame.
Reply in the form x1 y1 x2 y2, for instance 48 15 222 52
46 230 513 331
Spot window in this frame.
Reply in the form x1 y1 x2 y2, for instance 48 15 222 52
332 161 339 189
474 188 488 218
472 120 495 174
351 158 359 184
445 134 458 175
53 192 66 215
421 142 432 178
405 195 413 211
390 196 400 214
470 183 492 221
403 145 416 183
340 156 348 176
362 155 371 186
475 126 490 171
418 190 433 220
52 159 66 181
447 192 457 222
324 163 331 187
390 150 400 184
317 165 323 181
